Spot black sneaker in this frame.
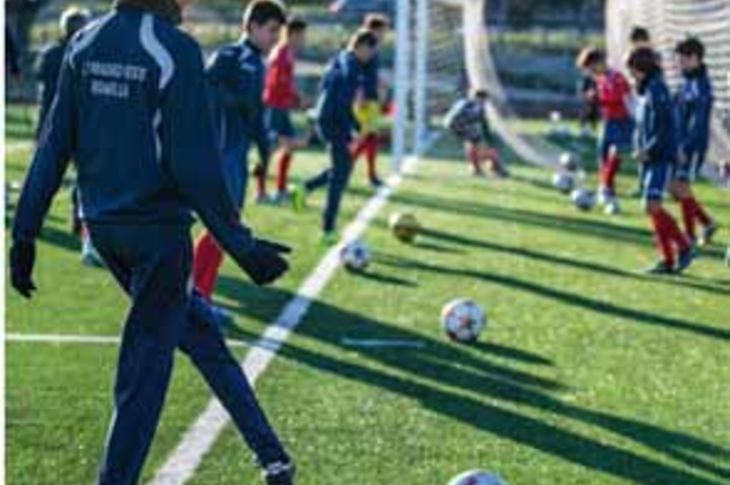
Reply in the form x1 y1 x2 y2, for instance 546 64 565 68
369 176 384 188
645 260 675 275
676 247 695 273
263 461 295 485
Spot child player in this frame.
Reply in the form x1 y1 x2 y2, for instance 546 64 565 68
292 29 380 245
193 0 285 301
671 37 718 246
628 47 694 274
443 89 506 178
351 13 390 187
577 47 633 215
263 16 309 203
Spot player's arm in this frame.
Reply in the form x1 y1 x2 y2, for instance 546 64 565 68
685 79 713 154
10 51 76 298
251 66 271 171
163 40 288 285
207 48 250 111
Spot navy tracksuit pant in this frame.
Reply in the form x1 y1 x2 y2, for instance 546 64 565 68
305 140 353 232
89 223 286 484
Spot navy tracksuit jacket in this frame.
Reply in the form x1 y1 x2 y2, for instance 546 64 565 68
12 7 287 483
207 38 271 209
634 71 677 201
306 50 365 232
675 65 713 180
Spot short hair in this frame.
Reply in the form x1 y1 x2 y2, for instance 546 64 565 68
627 46 661 74
363 13 390 31
243 0 287 28
286 16 307 33
675 37 705 60
472 89 489 100
576 46 604 69
630 26 651 43
349 28 379 50
60 7 91 37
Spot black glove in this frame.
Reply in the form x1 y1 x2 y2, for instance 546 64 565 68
240 238 292 286
10 240 37 299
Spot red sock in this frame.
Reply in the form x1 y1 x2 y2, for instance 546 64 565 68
193 232 225 299
688 197 712 227
602 153 621 194
365 134 379 181
657 208 690 252
276 151 292 192
679 198 696 240
467 146 481 172
650 212 675 266
351 138 367 161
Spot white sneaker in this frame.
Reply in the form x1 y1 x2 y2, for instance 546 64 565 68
604 199 621 215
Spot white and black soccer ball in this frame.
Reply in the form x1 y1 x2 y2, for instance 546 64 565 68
559 152 579 172
552 172 574 194
571 187 595 211
340 239 371 272
448 470 508 485
441 299 487 343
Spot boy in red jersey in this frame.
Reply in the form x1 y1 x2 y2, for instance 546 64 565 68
263 16 309 203
577 47 634 215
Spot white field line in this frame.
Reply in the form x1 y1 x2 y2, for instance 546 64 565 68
5 332 250 349
149 153 423 485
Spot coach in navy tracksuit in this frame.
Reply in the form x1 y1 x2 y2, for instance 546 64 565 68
35 7 91 136
293 29 379 243
9 1 295 484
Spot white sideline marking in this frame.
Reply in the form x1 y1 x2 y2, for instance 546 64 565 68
341 338 426 349
5 333 250 349
149 154 422 485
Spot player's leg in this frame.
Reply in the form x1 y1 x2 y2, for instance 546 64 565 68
643 164 693 274
364 132 382 186
688 152 717 245
180 297 294 483
321 140 354 241
92 224 192 485
465 142 484 176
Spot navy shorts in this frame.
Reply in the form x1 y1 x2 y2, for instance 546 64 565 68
673 150 705 183
268 108 296 139
642 162 672 202
599 118 634 161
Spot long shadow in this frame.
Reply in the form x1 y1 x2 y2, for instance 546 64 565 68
214 279 729 483
374 254 728 342
421 228 730 297
350 269 418 288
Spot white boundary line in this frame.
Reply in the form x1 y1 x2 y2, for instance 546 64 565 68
5 333 249 348
149 153 422 485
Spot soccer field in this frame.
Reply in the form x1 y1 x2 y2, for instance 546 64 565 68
5 107 729 484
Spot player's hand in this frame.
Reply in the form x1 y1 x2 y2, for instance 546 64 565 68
10 240 37 299
240 238 292 286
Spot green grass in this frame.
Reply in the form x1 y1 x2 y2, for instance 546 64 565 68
5 110 729 484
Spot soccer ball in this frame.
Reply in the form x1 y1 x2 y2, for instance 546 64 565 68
552 172 574 194
340 239 371 272
559 152 579 172
448 470 508 485
441 299 487 343
389 212 421 243
571 188 595 211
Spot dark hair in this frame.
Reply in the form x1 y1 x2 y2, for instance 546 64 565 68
472 89 489 100
364 13 390 31
576 46 604 69
243 0 287 28
287 16 307 33
675 37 705 60
627 46 660 74
630 26 651 43
349 28 379 50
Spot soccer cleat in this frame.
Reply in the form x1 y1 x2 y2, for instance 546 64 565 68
596 188 610 207
290 184 307 212
676 247 695 273
272 190 291 205
645 260 675 275
320 231 339 247
256 194 275 206
369 176 384 188
698 222 718 247
604 199 621 215
263 460 295 485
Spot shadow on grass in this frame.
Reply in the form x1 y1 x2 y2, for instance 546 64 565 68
420 228 730 297
214 277 729 484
